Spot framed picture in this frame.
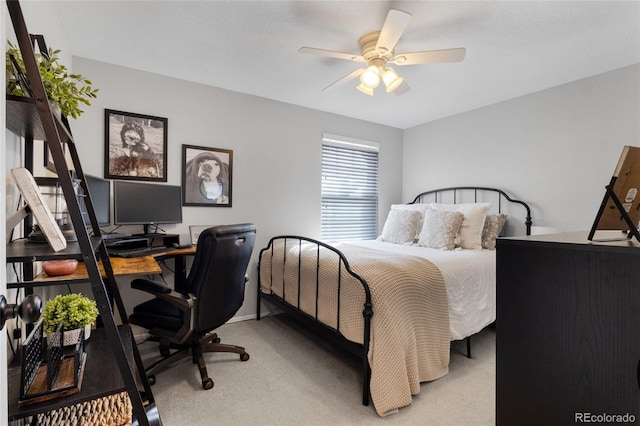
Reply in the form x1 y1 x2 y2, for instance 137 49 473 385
43 141 56 173
182 144 233 207
10 168 67 252
104 109 168 181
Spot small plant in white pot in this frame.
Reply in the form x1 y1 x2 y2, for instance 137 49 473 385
42 293 99 346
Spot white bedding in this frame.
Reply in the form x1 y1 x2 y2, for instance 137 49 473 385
345 240 496 340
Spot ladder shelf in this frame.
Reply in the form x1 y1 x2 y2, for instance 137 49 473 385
5 1 160 424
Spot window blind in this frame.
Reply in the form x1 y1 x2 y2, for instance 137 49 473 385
321 138 379 241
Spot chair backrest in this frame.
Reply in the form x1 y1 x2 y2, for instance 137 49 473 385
186 223 256 332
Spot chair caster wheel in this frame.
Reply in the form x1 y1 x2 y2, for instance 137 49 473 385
213 337 221 343
240 353 250 361
202 378 214 390
148 375 156 385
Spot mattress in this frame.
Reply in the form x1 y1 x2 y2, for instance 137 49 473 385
346 240 496 340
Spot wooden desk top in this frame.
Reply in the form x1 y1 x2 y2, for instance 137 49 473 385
34 247 196 282
153 246 197 257
35 256 162 281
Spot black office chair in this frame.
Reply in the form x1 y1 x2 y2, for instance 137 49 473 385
129 223 256 389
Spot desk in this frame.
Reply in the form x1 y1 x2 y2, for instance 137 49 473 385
153 246 197 290
36 256 161 281
32 246 197 328
34 246 197 283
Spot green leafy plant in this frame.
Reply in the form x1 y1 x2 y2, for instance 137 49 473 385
42 293 99 333
6 40 98 119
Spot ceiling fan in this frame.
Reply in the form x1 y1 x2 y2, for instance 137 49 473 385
299 9 466 96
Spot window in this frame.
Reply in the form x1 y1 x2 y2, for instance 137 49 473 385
321 135 379 241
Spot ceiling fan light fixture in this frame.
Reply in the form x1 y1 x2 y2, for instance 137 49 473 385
356 83 375 96
300 9 466 97
382 67 403 93
361 65 381 88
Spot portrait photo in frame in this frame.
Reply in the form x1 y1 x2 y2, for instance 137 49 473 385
104 109 168 182
182 144 233 207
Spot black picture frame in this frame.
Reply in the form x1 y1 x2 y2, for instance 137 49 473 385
104 109 168 182
43 141 57 173
182 144 233 207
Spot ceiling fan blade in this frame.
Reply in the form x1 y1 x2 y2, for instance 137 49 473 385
322 68 364 91
299 47 365 63
390 48 466 65
376 9 412 55
393 80 411 96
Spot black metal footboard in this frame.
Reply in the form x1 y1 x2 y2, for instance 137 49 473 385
256 235 373 406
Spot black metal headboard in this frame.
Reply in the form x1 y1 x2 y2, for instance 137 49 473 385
409 186 532 236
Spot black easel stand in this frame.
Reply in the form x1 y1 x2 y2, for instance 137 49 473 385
588 177 640 243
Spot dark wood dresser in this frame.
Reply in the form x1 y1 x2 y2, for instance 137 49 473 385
496 231 640 425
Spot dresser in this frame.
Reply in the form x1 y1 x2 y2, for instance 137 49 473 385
496 231 640 425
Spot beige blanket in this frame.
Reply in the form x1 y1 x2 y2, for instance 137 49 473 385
259 240 450 416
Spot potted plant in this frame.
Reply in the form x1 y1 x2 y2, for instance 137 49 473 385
42 293 99 345
6 40 98 119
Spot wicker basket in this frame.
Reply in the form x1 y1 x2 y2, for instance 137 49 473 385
34 391 132 426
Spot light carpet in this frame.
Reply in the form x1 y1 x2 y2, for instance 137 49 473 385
138 314 495 425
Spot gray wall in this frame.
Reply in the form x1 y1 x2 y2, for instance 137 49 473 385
70 57 403 318
5 2 403 324
403 64 640 233
7 1 639 323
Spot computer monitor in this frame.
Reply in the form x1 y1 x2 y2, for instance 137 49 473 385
81 174 111 227
113 181 183 234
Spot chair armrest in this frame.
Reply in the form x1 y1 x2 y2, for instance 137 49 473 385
131 278 172 294
153 290 195 345
131 278 192 307
156 289 193 304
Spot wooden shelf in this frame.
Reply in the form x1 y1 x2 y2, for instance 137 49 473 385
6 237 103 263
7 255 163 290
8 325 135 421
6 95 73 144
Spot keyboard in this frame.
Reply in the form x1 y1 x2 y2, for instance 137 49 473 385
107 245 170 258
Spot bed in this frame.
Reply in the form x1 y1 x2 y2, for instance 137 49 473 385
257 187 532 416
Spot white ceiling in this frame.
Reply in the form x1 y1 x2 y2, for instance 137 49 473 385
53 1 640 129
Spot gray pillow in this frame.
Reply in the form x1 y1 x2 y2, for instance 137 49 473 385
481 214 507 250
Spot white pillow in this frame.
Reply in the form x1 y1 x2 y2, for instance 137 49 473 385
380 209 423 244
417 208 464 250
390 203 430 213
430 202 491 249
